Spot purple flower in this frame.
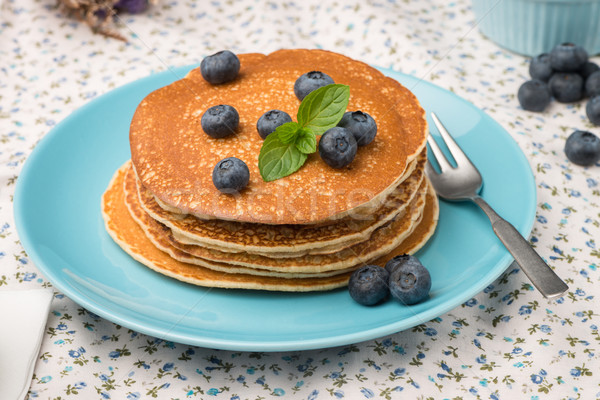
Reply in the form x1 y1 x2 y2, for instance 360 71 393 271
464 298 477 307
518 305 532 315
424 327 437 336
68 350 81 358
531 374 543 384
114 0 148 14
23 272 36 281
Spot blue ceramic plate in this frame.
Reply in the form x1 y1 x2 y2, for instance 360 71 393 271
14 66 536 351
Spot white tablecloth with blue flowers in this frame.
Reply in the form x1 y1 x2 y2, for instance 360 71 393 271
2 1 599 399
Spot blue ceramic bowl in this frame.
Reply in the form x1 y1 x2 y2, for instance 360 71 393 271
472 0 600 56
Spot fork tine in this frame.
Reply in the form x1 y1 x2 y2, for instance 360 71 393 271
431 112 476 168
427 134 453 173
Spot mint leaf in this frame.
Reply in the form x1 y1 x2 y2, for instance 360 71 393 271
295 128 317 154
276 121 301 144
297 84 350 135
258 133 307 182
257 83 351 181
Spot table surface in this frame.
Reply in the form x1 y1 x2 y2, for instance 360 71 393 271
1 1 599 399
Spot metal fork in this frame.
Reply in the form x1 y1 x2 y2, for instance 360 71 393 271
426 113 568 299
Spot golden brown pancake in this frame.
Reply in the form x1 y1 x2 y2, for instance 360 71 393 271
130 49 427 224
133 151 427 257
122 160 431 273
102 164 352 291
103 163 438 290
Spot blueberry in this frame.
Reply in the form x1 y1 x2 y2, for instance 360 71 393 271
585 71 600 98
517 80 551 111
337 111 377 146
256 109 292 139
201 105 239 138
587 95 600 125
294 71 334 101
549 43 588 72
200 50 240 84
548 73 584 103
564 130 600 166
388 257 431 305
384 254 416 276
212 157 250 192
529 53 553 82
580 61 600 80
348 265 389 306
318 127 357 168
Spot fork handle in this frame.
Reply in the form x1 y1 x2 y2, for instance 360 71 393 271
472 196 569 299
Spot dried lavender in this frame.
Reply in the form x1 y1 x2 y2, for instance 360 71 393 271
56 0 157 40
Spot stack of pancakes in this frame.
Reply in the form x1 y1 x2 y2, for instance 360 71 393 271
102 49 439 292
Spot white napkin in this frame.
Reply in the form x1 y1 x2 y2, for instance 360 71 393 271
0 289 53 400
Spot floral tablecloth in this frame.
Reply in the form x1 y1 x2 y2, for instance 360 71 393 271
1 0 599 399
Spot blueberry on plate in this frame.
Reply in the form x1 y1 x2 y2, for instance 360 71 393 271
587 95 600 125
517 80 551 111
580 61 600 80
529 53 553 82
256 109 292 139
318 127 357 168
200 50 240 84
337 111 377 146
388 256 431 305
294 71 334 101
585 71 600 98
549 43 588 72
548 73 584 103
384 254 414 276
348 265 390 306
201 105 239 138
564 130 600 166
212 157 250 192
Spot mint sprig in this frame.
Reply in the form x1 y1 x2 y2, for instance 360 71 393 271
258 84 350 182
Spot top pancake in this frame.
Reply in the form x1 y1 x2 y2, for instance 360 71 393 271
130 49 427 224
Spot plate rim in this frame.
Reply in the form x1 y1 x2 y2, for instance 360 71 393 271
13 65 537 351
